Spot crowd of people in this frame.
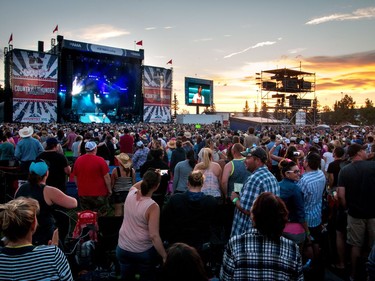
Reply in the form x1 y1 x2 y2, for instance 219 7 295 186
0 121 375 280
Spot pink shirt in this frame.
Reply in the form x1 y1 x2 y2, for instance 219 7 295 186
118 187 156 252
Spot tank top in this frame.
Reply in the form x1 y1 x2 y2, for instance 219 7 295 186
113 167 133 192
227 158 250 196
118 188 156 252
201 169 221 198
15 183 55 245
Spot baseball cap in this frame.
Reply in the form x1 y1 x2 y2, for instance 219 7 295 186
136 141 144 147
347 143 365 157
46 137 58 146
85 141 97 151
240 147 268 162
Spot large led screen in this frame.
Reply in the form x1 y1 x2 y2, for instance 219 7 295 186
185 77 213 107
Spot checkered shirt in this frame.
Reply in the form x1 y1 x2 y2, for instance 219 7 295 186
231 166 280 236
220 228 304 281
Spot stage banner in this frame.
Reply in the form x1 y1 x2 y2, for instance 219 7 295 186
11 50 58 123
143 66 172 123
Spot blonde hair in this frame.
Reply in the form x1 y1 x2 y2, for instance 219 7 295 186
201 148 213 170
188 171 205 188
0 197 39 242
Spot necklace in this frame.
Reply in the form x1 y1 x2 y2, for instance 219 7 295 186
6 243 33 248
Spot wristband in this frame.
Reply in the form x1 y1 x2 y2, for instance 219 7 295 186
232 197 239 205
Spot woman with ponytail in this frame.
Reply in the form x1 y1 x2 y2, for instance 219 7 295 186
116 168 167 281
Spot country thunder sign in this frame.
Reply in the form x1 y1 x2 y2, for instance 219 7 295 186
11 49 58 123
143 66 172 123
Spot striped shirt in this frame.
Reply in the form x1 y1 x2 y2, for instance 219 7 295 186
231 166 280 236
298 169 326 227
221 228 304 281
0 245 73 280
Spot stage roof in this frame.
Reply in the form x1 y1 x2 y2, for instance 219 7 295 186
262 68 313 76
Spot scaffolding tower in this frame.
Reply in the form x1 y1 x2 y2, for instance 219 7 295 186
256 67 317 125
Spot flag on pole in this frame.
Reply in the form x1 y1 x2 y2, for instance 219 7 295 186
136 40 143 46
8 33 13 44
167 59 172 65
53 25 58 33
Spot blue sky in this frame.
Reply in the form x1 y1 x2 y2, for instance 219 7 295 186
1 0 374 112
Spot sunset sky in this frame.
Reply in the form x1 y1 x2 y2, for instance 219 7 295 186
0 0 374 113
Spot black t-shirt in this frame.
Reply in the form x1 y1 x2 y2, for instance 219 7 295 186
338 160 375 218
161 192 217 249
37 151 69 192
327 159 344 188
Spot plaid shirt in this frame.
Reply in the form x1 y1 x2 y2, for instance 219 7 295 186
298 169 326 227
231 165 280 236
132 147 149 170
221 228 304 281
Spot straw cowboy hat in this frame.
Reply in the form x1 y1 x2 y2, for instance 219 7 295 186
167 140 176 149
115 153 132 169
19 126 34 138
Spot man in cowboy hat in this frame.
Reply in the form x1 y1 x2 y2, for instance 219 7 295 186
15 126 44 175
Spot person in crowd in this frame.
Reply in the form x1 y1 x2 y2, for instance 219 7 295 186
172 150 196 193
116 169 167 281
220 192 303 281
243 126 260 148
74 141 112 216
71 135 83 162
278 159 309 245
119 128 134 156
132 140 150 170
0 134 15 166
0 197 73 280
337 143 375 281
65 127 77 151
298 152 327 273
162 242 208 281
267 134 282 181
193 148 223 201
96 134 116 165
221 143 250 240
326 146 347 273
37 137 71 192
111 153 135 216
170 139 186 175
197 139 221 163
165 139 176 165
323 143 335 172
230 147 280 236
15 161 77 245
15 126 44 174
161 171 217 250
140 148 170 208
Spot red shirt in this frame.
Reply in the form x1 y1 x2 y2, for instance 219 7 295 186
74 154 109 196
119 134 134 154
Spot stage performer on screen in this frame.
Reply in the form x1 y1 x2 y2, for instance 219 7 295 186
192 86 205 104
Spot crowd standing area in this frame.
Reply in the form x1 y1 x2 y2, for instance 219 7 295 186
1 121 375 281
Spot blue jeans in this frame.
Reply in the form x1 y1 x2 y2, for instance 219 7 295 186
116 246 159 281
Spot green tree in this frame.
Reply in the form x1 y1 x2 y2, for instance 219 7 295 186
171 93 179 120
243 100 250 116
260 101 268 118
332 94 356 124
253 102 259 117
358 98 375 125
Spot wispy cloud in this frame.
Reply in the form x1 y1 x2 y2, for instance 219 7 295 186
164 26 173 29
306 7 375 25
77 24 130 42
288 48 306 54
224 41 277 59
193 38 213 42
145 27 156 30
